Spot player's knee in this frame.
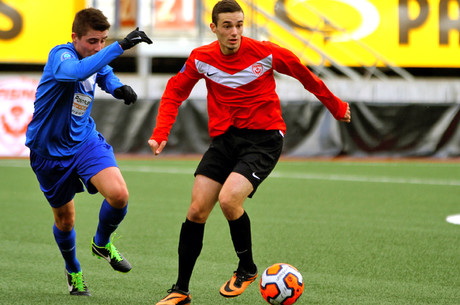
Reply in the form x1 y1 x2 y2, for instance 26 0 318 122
218 195 241 220
106 187 129 208
187 202 210 223
54 210 75 231
55 217 75 232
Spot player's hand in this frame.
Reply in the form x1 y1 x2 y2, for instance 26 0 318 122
119 27 153 50
339 103 351 123
148 139 167 155
114 85 137 105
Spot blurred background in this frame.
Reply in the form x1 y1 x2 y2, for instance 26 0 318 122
1 0 460 158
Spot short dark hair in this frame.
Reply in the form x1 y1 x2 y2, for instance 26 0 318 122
211 0 244 25
72 8 110 38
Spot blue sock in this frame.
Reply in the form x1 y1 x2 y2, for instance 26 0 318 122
94 199 128 247
53 224 81 273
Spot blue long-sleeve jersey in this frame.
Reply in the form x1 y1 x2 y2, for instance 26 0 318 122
25 41 124 158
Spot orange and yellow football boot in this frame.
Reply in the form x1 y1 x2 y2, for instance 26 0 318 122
156 285 191 305
219 267 258 298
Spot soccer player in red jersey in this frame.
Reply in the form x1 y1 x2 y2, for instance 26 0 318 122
149 1 350 304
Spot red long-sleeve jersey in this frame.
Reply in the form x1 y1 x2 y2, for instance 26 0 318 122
150 36 347 143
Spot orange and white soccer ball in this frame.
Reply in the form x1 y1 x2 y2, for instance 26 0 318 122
259 263 304 305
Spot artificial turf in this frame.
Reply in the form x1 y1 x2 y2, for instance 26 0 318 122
0 158 458 304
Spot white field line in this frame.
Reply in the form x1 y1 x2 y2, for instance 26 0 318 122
120 165 460 187
269 172 460 186
2 162 459 187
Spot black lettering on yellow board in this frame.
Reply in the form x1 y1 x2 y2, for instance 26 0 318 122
0 0 23 40
272 0 460 47
439 0 460 44
398 0 429 44
399 0 460 45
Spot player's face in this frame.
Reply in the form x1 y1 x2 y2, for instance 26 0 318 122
72 29 108 58
211 11 244 55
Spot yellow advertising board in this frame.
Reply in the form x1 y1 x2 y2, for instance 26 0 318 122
0 0 85 64
2 0 460 67
205 0 460 68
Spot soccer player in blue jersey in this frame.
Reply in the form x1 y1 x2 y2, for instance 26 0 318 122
25 8 152 296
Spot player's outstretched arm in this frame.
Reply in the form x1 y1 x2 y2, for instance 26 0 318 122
119 27 153 50
339 103 351 123
148 139 167 156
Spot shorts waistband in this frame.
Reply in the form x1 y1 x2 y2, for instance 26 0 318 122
226 126 278 135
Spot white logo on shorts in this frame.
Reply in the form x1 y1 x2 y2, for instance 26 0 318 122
252 172 261 180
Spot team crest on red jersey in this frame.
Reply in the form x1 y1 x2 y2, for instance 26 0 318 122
252 63 263 77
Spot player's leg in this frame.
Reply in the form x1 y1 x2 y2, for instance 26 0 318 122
90 166 129 245
75 134 131 272
52 200 91 296
89 166 132 273
218 172 253 221
156 175 221 305
90 165 129 209
52 199 78 272
218 173 258 298
220 129 284 298
29 151 90 295
178 174 221 289
220 173 256 273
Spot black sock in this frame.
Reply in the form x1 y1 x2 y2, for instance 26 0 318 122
228 211 257 274
176 219 205 292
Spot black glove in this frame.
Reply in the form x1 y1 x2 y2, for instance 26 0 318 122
119 27 153 50
114 85 137 105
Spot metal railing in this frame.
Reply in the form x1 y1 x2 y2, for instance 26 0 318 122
89 0 413 80
240 0 413 81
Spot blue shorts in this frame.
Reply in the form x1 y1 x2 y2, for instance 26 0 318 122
30 133 118 208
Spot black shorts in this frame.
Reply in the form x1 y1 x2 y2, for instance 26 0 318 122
195 127 284 198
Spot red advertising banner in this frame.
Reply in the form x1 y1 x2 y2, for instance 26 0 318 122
120 0 137 27
154 0 196 30
0 77 37 156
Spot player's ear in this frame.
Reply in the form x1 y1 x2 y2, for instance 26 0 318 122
71 32 77 43
210 22 216 33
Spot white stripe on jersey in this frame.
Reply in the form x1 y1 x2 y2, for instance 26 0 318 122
195 55 272 89
80 73 97 92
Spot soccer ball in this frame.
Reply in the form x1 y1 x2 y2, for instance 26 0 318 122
259 263 304 305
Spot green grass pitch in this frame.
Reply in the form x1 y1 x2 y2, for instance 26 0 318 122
0 158 459 305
